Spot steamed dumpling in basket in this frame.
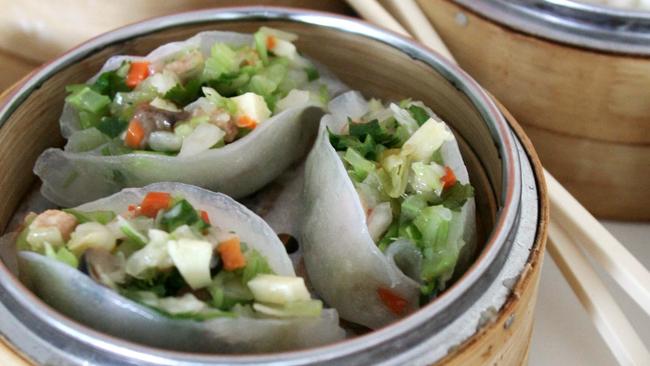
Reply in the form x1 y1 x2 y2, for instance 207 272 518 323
3 183 344 353
35 27 346 207
301 91 477 329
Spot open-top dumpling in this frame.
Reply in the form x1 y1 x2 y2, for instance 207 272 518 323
35 28 346 207
4 182 344 353
302 91 476 329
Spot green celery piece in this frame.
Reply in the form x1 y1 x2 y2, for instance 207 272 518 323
408 105 430 126
208 271 254 311
413 205 451 249
441 182 474 211
63 209 116 225
246 74 278 98
318 84 330 105
254 31 269 65
203 43 239 81
118 216 148 248
255 300 323 318
77 110 103 130
66 86 111 114
160 199 200 232
96 116 128 138
381 152 411 198
398 222 422 244
420 248 459 283
401 195 428 221
343 148 376 182
241 249 273 284
55 247 79 268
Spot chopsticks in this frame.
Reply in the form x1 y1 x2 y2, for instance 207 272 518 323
549 220 649 365
345 0 650 364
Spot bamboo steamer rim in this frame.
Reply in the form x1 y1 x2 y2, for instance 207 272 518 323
456 0 650 55
0 6 543 365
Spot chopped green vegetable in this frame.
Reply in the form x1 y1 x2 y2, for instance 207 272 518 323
96 116 128 138
305 66 319 82
92 67 130 98
164 78 202 106
408 105 430 126
441 182 474 211
63 209 116 225
160 199 202 232
343 148 376 182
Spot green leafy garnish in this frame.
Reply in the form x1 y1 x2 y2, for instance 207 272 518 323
441 182 474 211
408 105 430 126
164 78 203 106
96 116 128 138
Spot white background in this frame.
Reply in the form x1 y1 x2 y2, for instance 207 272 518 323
530 221 649 365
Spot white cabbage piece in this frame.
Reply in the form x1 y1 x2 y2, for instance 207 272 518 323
12 183 344 353
301 92 476 329
36 31 348 207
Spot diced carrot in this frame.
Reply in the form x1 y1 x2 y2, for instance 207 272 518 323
377 287 408 316
125 119 145 149
236 115 257 129
217 237 246 271
441 166 457 189
126 61 150 88
266 35 277 50
139 192 171 218
200 210 210 224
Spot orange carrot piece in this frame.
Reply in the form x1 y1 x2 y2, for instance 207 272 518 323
441 166 457 189
377 287 408 316
125 119 145 149
200 210 210 224
266 35 277 50
236 115 257 129
139 192 171 218
126 61 150 88
218 237 246 271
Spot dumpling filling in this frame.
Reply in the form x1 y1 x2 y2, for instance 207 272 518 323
17 192 322 320
64 27 328 157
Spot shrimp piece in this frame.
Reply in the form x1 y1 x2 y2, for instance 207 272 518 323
31 210 78 241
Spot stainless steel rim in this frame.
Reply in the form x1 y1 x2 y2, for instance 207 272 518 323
456 0 650 55
0 7 522 365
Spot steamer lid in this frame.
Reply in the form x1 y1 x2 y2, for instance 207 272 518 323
456 0 650 55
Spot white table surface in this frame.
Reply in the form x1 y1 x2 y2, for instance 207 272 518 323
529 221 650 366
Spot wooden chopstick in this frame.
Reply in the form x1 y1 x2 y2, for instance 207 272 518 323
547 173 650 315
380 0 455 62
344 0 650 363
549 220 650 365
345 0 410 37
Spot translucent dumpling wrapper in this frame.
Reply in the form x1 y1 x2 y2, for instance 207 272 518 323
301 92 477 329
34 30 348 207
2 183 345 353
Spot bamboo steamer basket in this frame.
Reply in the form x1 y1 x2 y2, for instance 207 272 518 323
0 7 547 365
418 0 650 221
0 0 353 91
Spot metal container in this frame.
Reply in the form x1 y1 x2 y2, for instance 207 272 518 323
0 7 546 365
